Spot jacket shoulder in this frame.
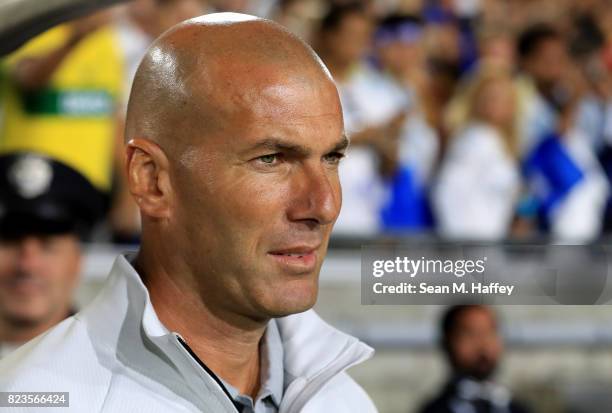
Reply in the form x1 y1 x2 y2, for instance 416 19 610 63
0 316 112 410
303 371 378 413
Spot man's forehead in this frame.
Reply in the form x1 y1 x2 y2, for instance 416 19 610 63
253 78 339 115
193 96 343 156
246 81 339 135
201 55 330 94
222 110 344 153
189 61 341 131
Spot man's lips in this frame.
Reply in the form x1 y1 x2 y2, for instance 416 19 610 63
267 245 320 273
268 245 319 255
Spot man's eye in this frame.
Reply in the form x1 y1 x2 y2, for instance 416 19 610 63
257 154 279 165
324 152 345 164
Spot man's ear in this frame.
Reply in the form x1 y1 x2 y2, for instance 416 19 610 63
125 138 172 219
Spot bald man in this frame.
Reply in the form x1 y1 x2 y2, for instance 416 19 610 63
0 13 377 413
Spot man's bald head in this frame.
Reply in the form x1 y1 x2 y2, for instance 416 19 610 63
125 13 336 155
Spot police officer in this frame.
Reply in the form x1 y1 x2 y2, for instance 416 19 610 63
419 305 532 413
0 152 105 357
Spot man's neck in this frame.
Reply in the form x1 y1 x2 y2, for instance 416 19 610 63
136 251 266 398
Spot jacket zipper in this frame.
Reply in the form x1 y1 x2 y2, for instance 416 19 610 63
174 334 241 413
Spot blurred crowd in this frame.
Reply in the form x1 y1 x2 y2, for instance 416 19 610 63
2 0 612 243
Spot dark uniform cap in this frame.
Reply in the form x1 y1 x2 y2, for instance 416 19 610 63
0 152 108 240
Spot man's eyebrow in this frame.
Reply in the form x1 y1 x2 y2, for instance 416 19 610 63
332 135 349 152
246 138 311 156
243 134 349 156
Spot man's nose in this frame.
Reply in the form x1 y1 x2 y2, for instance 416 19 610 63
288 163 340 227
17 237 44 272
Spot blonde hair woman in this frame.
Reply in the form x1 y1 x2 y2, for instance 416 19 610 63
433 68 521 240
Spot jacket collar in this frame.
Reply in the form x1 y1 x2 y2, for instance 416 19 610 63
79 253 374 411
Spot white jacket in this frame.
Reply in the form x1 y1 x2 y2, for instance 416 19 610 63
0 254 377 413
434 122 521 241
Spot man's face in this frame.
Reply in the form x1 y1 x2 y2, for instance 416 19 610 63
525 38 567 91
448 307 503 381
0 234 81 328
170 65 344 320
377 40 422 75
326 13 373 65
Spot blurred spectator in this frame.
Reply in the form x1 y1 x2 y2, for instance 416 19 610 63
516 23 568 150
517 23 609 241
375 14 427 113
565 2 612 233
374 14 438 231
0 153 105 358
315 1 397 235
316 2 438 235
444 25 516 138
434 67 521 240
418 305 532 413
419 0 482 147
422 0 480 74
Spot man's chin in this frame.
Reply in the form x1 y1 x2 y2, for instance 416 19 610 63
261 288 318 318
2 310 47 328
266 302 315 318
